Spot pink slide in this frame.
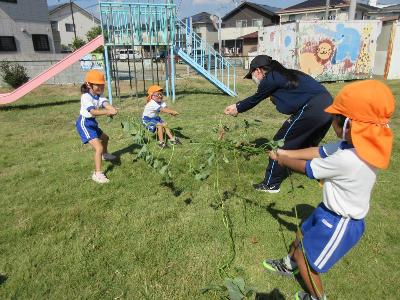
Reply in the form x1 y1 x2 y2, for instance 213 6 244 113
0 35 104 105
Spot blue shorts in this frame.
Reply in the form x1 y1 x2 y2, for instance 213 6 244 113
142 116 164 133
76 116 103 144
301 203 365 273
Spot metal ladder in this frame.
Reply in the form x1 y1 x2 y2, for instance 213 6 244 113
175 19 237 97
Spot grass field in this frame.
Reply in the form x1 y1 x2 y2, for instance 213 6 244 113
0 77 399 299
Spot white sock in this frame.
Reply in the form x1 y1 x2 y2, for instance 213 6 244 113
283 255 298 270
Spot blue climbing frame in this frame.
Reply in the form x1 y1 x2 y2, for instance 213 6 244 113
99 1 177 103
99 1 237 103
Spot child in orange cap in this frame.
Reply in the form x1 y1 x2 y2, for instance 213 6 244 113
76 70 118 184
263 80 395 300
142 85 180 148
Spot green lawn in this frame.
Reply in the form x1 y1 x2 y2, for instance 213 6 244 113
0 77 399 299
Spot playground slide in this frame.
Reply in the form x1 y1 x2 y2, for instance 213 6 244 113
0 35 104 105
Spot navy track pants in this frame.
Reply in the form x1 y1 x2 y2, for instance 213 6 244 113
264 92 333 187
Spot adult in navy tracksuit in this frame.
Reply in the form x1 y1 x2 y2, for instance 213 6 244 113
224 55 332 193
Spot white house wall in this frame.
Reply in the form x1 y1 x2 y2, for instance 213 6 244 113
0 0 55 59
221 26 259 40
49 6 99 47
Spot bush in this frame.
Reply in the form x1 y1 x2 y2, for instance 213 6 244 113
0 61 29 88
71 37 86 51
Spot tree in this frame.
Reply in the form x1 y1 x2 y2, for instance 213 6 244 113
86 26 103 53
71 37 86 51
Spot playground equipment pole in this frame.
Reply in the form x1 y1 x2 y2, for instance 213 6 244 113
148 5 156 84
168 0 176 102
126 46 133 91
104 45 113 104
109 5 121 100
129 4 139 99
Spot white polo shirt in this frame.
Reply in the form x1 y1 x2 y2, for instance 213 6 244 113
80 93 109 118
142 100 167 118
306 141 378 219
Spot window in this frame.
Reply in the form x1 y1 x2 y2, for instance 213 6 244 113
32 34 50 51
0 36 17 51
236 20 247 28
65 23 75 32
0 0 18 3
50 21 59 31
252 19 263 27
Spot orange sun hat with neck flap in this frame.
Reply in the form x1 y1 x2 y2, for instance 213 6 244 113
147 85 163 101
325 80 395 169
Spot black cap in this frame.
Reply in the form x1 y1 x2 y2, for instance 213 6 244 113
244 55 272 79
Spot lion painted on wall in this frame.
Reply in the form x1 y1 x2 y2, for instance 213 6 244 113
299 39 335 76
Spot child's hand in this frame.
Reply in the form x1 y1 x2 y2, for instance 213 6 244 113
170 110 179 116
269 149 286 166
269 150 278 161
224 104 238 116
107 107 118 116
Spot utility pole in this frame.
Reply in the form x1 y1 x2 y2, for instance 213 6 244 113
325 0 330 20
348 0 357 20
69 0 77 40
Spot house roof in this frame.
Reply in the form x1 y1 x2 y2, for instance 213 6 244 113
238 31 258 39
379 3 400 11
278 0 378 13
49 2 100 24
222 2 280 21
182 12 213 24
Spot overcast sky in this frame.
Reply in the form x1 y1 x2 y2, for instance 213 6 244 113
47 0 400 19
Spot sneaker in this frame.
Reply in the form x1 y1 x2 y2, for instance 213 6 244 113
253 182 280 193
262 258 298 277
170 137 181 145
102 152 116 161
92 171 109 184
158 141 167 149
294 291 326 300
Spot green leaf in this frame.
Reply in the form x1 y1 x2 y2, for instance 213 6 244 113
222 156 229 164
195 170 210 181
153 159 162 170
137 145 148 159
276 139 285 148
145 154 154 165
207 152 215 166
121 121 130 132
224 278 245 300
233 277 245 293
132 133 143 144
159 165 168 176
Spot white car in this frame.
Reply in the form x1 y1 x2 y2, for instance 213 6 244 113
118 50 141 61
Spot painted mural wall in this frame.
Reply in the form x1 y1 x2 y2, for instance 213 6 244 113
386 21 400 80
259 20 382 81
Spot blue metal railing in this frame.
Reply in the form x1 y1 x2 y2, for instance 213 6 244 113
175 19 236 96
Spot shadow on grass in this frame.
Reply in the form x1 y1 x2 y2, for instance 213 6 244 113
170 127 191 140
265 202 315 232
104 143 142 174
175 89 223 96
0 98 80 111
0 274 7 285
236 195 314 233
161 182 184 197
255 288 285 300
